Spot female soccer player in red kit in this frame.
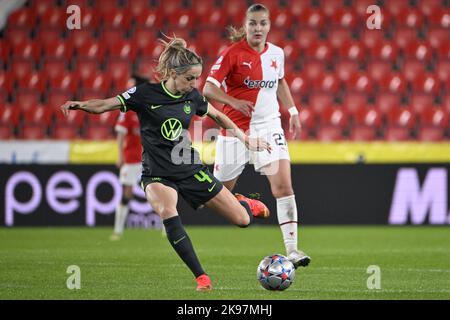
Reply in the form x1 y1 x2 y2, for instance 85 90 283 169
203 4 310 268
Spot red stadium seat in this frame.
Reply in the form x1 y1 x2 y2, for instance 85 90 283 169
310 93 335 113
10 60 34 81
313 73 340 94
159 0 183 16
387 107 416 128
397 8 425 28
89 110 120 127
52 125 82 140
328 28 354 50
375 93 403 113
412 74 441 94
349 126 377 141
420 108 449 128
132 28 158 51
419 0 442 16
78 7 101 30
106 60 131 82
0 104 20 127
384 127 412 141
322 0 346 17
320 106 350 127
102 9 132 30
12 42 42 63
73 59 100 81
134 8 163 28
17 72 48 95
168 9 195 29
93 0 119 14
0 125 15 139
367 60 393 83
346 72 373 93
195 30 223 57
42 60 69 81
100 29 126 45
20 125 48 140
317 126 344 141
429 8 450 28
108 40 137 62
402 59 427 82
37 28 63 48
338 41 366 61
7 8 36 28
295 29 320 49
48 92 73 110
126 0 154 17
385 0 411 17
354 0 379 16
67 30 96 49
4 29 30 48
81 74 112 93
54 107 85 127
288 74 309 96
196 8 227 28
353 106 383 128
283 42 300 61
85 125 115 140
436 42 450 60
0 42 10 63
40 8 66 29
360 29 385 50
223 0 246 25
23 105 53 126
417 127 445 141
331 8 359 28
271 8 293 29
77 41 106 61
299 108 316 129
42 39 74 61
50 73 80 94
304 41 333 63
410 94 435 113
436 60 450 82
298 8 326 29
403 41 433 62
0 71 14 95
31 0 57 16
335 60 360 83
428 27 449 49
287 0 310 17
15 91 41 113
267 28 287 46
378 73 407 94
393 27 418 49
343 93 368 113
370 41 399 61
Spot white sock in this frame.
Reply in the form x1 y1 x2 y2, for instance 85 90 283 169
114 203 129 235
276 195 298 255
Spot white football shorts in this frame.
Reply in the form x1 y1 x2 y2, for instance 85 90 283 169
119 163 142 186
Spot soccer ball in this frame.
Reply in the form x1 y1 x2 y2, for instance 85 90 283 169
257 254 295 291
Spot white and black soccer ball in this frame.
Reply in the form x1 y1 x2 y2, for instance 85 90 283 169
257 254 295 291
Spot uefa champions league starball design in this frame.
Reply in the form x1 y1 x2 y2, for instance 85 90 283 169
257 254 295 291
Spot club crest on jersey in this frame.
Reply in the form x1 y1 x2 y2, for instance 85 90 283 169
183 104 191 114
244 76 276 89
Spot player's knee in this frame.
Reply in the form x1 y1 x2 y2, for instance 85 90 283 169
235 214 251 228
271 185 294 198
156 205 178 220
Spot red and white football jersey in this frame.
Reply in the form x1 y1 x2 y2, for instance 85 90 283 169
206 39 284 134
115 111 142 164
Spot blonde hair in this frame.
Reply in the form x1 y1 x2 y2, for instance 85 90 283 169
228 4 270 43
156 36 203 81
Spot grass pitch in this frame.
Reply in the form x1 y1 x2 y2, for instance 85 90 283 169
0 226 449 300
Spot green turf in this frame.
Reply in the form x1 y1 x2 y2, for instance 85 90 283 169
0 226 449 300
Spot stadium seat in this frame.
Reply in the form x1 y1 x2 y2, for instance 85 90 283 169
288 74 309 95
304 41 334 63
359 29 385 49
85 125 115 140
75 59 101 81
42 60 69 81
322 0 345 17
102 9 132 30
410 93 435 113
42 39 74 61
0 71 14 95
107 40 137 62
283 42 300 61
287 0 310 16
15 92 41 113
0 125 15 139
420 108 449 128
385 0 411 17
93 0 119 14
335 60 360 83
317 126 344 141
37 28 63 48
353 106 383 128
367 60 394 83
396 8 425 28
134 8 163 28
267 28 287 47
7 8 36 28
375 93 403 113
67 30 96 49
386 107 416 129
310 93 335 113
106 60 131 82
320 106 350 127
40 7 66 29
77 41 106 62
349 126 377 141
411 74 441 95
436 60 450 82
50 73 80 95
393 27 420 49
384 127 412 141
54 107 85 128
331 8 359 28
343 93 368 113
271 8 293 29
403 41 433 62
10 60 34 82
20 124 48 139
31 0 57 16
12 42 42 63
338 41 366 61
132 28 158 52
354 0 379 17
167 9 195 29
328 28 354 49
298 8 326 29
48 92 73 110
23 105 53 126
78 7 101 30
295 29 320 49
378 73 407 94
222 0 247 25
100 29 126 46
81 74 112 94
89 110 120 127
4 29 30 48
299 108 316 130
428 27 449 49
195 30 223 57
370 41 399 61
196 8 227 28
0 42 10 64
436 42 450 60
418 0 442 16
17 72 48 95
429 8 450 28
346 72 373 93
402 59 427 82
313 73 340 94
0 104 20 127
52 125 82 140
417 127 445 141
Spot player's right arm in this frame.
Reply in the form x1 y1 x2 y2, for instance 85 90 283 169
203 82 254 117
60 97 122 116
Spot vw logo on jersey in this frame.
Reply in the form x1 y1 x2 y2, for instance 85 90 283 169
161 118 183 141
244 76 277 89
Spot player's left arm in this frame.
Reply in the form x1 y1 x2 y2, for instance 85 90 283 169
206 104 271 153
277 78 301 139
